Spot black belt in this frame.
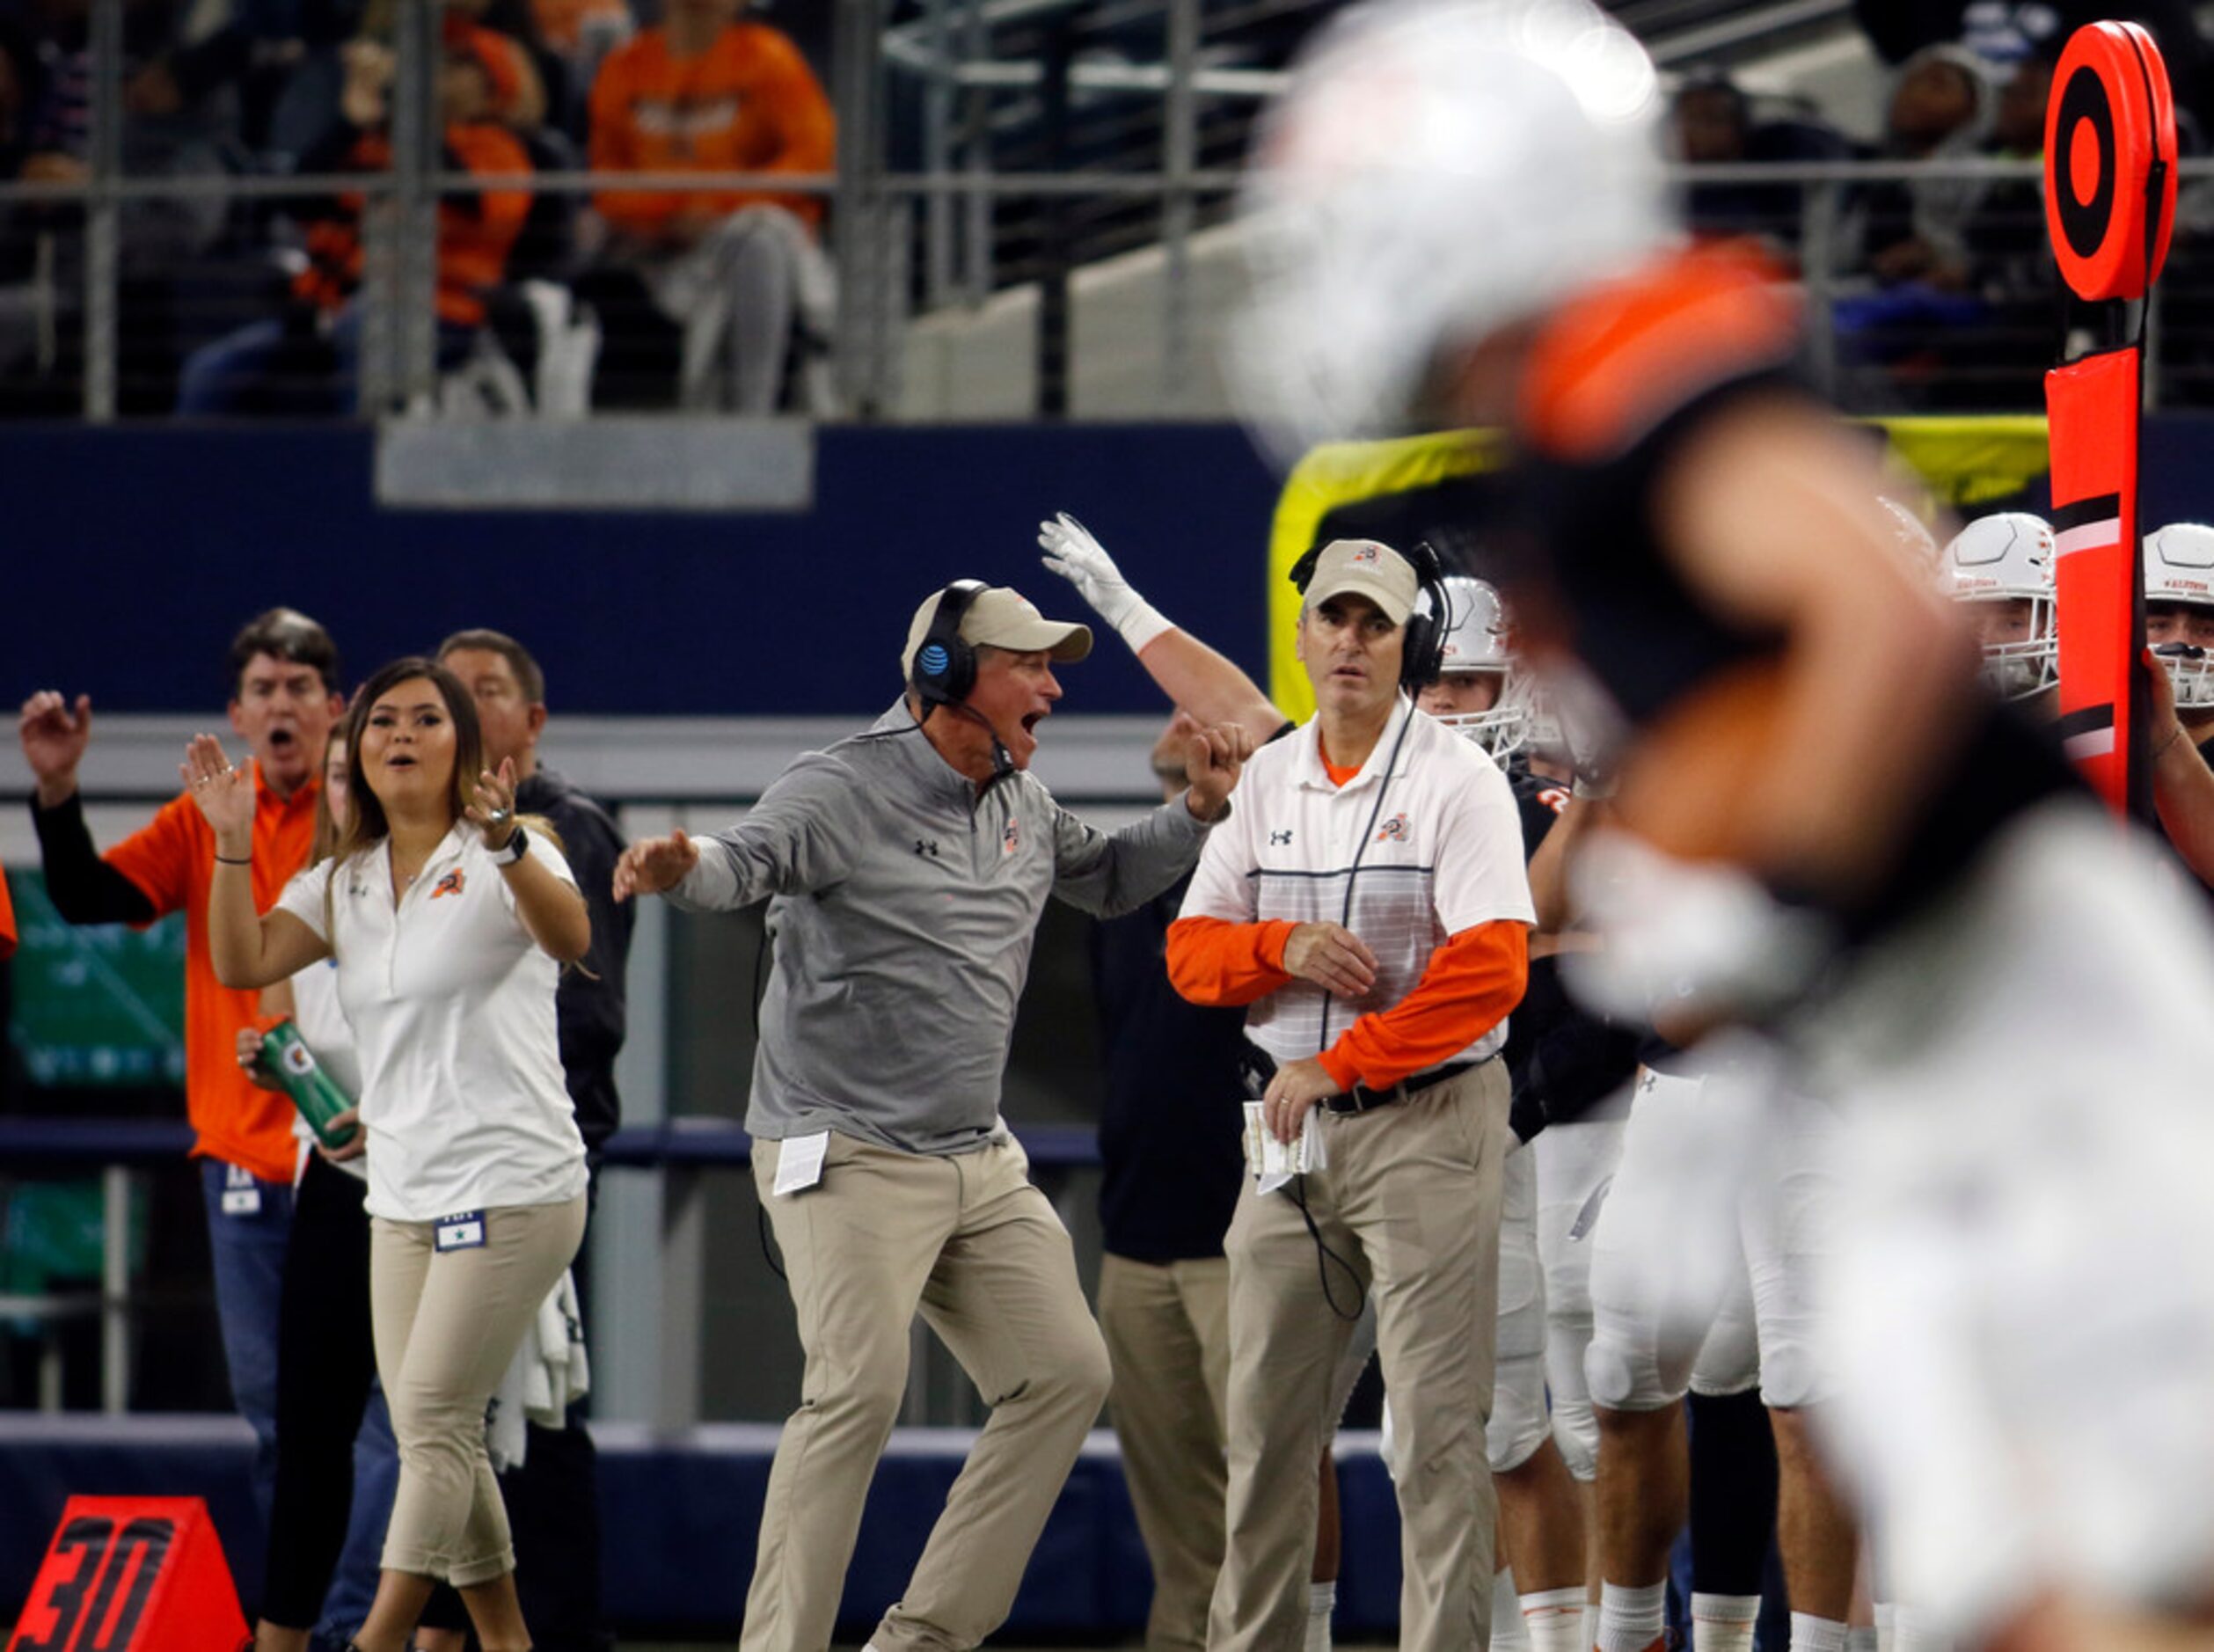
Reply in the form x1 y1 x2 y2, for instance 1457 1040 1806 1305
1322 1059 1480 1115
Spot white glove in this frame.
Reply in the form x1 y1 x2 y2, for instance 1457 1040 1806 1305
1037 511 1173 654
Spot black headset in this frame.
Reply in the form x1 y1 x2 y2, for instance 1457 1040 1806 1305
1288 539 1453 691
910 579 990 707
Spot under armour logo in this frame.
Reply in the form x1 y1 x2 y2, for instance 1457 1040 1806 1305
915 839 939 858
1269 830 1294 845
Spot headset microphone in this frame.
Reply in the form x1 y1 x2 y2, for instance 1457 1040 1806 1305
911 580 1015 783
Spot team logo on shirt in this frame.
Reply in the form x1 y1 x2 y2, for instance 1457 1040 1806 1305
431 869 466 899
1374 813 1410 844
1002 819 1021 854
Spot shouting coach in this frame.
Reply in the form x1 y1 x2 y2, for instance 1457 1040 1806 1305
614 580 1250 1652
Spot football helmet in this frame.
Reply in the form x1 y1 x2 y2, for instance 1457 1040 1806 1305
2145 523 2214 708
1421 575 1527 757
1226 0 1671 468
1936 513 2057 700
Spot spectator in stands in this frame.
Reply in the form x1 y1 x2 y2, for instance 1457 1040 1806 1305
526 0 629 134
191 656 591 1652
240 725 398 1652
174 27 530 416
1862 43 1995 291
0 0 236 413
16 609 344 1522
580 0 836 412
431 0 551 135
413 625 630 1652
1853 0 2214 130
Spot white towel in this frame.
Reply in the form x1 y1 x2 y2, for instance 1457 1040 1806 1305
486 1268 591 1473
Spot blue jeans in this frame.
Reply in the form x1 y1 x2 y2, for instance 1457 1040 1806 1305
200 1157 294 1524
318 1383 399 1641
176 305 476 417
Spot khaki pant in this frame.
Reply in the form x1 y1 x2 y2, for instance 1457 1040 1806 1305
745 1133 1112 1652
1209 1062 1511 1651
369 1196 587 1587
1100 1253 1232 1651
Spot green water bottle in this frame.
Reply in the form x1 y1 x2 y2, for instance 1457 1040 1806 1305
258 1020 358 1151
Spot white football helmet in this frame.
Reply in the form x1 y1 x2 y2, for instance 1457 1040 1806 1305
1936 513 2057 700
2145 523 2214 708
1422 575 1527 757
1226 0 1671 468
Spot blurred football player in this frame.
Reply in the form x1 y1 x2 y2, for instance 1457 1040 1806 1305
1228 3 2214 1646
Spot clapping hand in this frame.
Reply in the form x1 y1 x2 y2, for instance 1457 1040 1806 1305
466 757 522 850
181 735 255 839
612 830 701 902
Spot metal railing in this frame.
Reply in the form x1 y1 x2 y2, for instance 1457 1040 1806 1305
4 0 2210 423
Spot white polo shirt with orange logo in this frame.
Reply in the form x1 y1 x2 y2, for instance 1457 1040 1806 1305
277 824 588 1224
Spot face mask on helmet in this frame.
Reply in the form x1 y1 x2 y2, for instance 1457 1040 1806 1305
2146 523 2214 708
1419 575 1529 756
1937 513 2057 701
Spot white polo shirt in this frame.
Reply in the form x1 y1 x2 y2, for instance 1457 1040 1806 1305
278 823 588 1224
1180 695 1535 1069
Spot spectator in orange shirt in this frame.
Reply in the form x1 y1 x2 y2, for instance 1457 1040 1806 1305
581 0 836 412
176 33 533 417
16 609 344 1522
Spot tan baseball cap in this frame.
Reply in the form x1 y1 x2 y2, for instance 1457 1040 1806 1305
1302 538 1418 625
902 584 1093 679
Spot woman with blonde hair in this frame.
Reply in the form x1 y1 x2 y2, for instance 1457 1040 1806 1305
186 655 589 1652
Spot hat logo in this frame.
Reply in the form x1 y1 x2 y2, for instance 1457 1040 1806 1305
1351 545 1380 565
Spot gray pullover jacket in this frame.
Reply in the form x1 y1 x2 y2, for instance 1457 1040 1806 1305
671 703 1217 1154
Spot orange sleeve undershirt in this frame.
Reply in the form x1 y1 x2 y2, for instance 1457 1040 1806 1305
1165 915 1299 1007
0 867 15 961
1316 919 1529 1093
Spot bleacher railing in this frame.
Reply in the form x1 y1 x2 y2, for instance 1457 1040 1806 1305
4 0 2208 422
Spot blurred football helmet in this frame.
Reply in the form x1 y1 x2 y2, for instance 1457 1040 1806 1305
1227 0 1671 468
1421 575 1527 757
1936 513 2057 700
2145 523 2214 708
1878 496 1940 571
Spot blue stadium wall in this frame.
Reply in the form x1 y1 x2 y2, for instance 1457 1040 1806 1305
10 415 2214 718
1 424 1284 716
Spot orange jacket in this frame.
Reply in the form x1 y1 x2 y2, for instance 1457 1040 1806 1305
588 22 835 238
296 122 533 328
1166 917 1529 1093
104 774 322 1183
0 867 15 961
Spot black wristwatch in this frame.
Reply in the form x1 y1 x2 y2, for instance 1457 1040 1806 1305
491 824 530 867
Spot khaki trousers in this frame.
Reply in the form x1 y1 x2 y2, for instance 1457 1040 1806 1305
745 1133 1112 1652
369 1196 587 1587
1100 1253 1232 1651
1209 1062 1511 1652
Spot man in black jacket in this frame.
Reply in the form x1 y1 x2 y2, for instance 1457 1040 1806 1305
424 627 631 1652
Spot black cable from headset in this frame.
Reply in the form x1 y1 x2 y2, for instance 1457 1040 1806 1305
1291 678 1424 1324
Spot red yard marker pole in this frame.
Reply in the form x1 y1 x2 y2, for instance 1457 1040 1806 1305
2043 19 2178 818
